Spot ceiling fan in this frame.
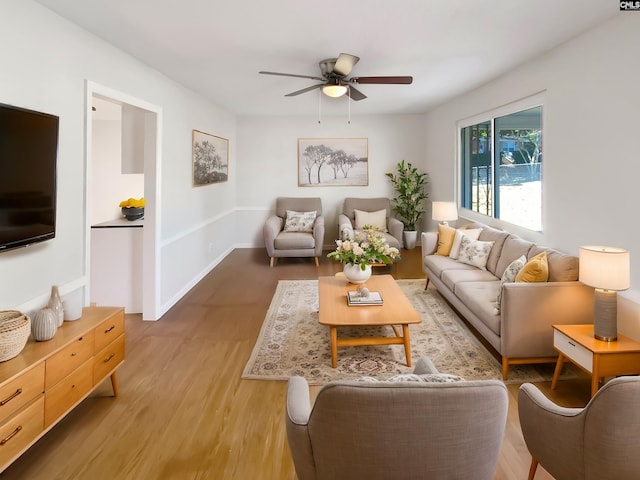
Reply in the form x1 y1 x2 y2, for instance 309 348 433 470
259 53 413 101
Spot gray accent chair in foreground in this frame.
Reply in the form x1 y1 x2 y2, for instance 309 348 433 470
338 197 403 249
286 358 508 480
518 376 640 480
263 197 324 267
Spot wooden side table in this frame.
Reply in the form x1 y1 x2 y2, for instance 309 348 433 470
551 324 640 397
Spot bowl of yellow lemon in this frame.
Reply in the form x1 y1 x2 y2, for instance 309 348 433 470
119 197 145 221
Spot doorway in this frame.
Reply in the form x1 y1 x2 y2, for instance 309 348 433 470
85 81 161 320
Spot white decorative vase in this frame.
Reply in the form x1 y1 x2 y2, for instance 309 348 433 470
343 263 372 284
47 285 64 327
32 308 58 342
403 231 418 250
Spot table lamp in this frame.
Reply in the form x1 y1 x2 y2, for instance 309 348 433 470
432 201 458 226
579 246 630 341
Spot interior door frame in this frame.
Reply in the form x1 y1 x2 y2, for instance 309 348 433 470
85 81 162 320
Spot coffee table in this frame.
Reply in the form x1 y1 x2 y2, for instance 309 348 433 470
318 274 421 368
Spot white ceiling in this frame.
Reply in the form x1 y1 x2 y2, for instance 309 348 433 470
35 0 618 117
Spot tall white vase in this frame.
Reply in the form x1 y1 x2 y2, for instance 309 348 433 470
343 264 372 284
48 285 64 327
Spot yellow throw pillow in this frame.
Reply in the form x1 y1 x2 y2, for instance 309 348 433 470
515 251 549 282
435 224 456 256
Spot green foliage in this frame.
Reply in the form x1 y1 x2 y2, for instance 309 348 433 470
385 160 429 231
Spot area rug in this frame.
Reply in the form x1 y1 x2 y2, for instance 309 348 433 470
242 279 575 385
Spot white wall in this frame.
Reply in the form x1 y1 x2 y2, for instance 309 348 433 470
235 114 428 247
0 0 236 316
423 12 640 339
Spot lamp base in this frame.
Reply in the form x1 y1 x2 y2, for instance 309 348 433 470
593 289 617 342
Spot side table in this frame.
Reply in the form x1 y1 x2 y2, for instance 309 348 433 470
551 324 640 397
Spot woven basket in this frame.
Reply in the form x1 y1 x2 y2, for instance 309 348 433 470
0 311 31 362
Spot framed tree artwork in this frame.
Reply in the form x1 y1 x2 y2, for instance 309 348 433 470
192 130 229 186
298 138 368 186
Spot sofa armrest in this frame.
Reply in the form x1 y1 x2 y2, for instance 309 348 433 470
338 213 354 241
500 282 594 358
421 232 438 256
263 215 283 256
387 217 404 248
285 376 315 480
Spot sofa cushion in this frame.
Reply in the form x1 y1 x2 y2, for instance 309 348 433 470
495 255 527 313
354 209 388 232
478 226 510 276
454 281 501 336
450 228 483 259
457 236 495 270
424 255 477 280
495 236 535 278
529 246 579 282
435 224 456 256
284 210 316 233
274 231 315 249
442 269 499 291
516 251 549 283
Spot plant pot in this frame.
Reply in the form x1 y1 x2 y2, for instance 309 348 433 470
403 230 418 250
343 264 372 284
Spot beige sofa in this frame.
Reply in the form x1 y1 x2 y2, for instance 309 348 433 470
422 222 594 379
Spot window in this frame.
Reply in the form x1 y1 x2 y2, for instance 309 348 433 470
460 105 542 232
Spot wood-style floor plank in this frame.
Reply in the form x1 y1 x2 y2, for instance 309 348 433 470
2 247 591 479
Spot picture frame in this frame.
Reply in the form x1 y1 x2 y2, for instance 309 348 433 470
298 138 368 187
192 129 229 186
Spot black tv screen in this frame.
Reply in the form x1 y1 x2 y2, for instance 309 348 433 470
0 103 58 252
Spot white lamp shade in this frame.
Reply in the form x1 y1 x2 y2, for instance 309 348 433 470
322 84 348 98
432 201 458 222
579 246 630 291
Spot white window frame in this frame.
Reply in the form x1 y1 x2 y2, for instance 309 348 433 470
456 92 545 242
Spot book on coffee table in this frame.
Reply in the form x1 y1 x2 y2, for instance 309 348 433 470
347 290 384 306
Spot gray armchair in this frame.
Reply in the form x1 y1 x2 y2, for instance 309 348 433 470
263 197 324 267
518 376 640 480
338 197 404 249
286 358 508 480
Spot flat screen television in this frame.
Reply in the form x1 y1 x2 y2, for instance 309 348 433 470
0 103 58 252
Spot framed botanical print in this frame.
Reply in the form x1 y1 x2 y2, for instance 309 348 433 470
192 130 229 186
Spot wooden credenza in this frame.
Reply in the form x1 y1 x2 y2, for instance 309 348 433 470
0 306 125 472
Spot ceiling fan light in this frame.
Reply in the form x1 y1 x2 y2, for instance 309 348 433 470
322 84 348 98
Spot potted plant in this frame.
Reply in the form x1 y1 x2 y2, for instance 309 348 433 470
385 160 429 249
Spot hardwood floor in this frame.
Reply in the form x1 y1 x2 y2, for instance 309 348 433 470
3 248 592 479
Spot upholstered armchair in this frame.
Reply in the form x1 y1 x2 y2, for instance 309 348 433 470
518 376 640 480
286 358 508 480
338 197 403 249
263 197 324 267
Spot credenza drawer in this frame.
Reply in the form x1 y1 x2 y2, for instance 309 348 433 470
44 359 93 428
0 396 44 467
554 329 593 372
93 334 125 385
0 363 45 423
94 311 125 353
45 330 95 389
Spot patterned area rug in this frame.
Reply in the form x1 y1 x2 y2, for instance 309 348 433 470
242 279 573 385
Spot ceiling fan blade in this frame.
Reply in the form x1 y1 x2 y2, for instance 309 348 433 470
285 84 324 97
352 76 413 84
347 86 367 101
333 53 360 77
259 71 324 81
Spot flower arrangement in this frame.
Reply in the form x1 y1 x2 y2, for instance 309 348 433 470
327 226 400 269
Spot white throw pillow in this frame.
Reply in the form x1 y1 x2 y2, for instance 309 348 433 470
449 228 483 259
495 255 527 313
457 236 494 270
283 210 316 233
354 209 388 232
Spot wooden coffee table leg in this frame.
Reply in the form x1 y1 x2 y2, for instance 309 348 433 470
402 324 412 367
330 326 338 368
